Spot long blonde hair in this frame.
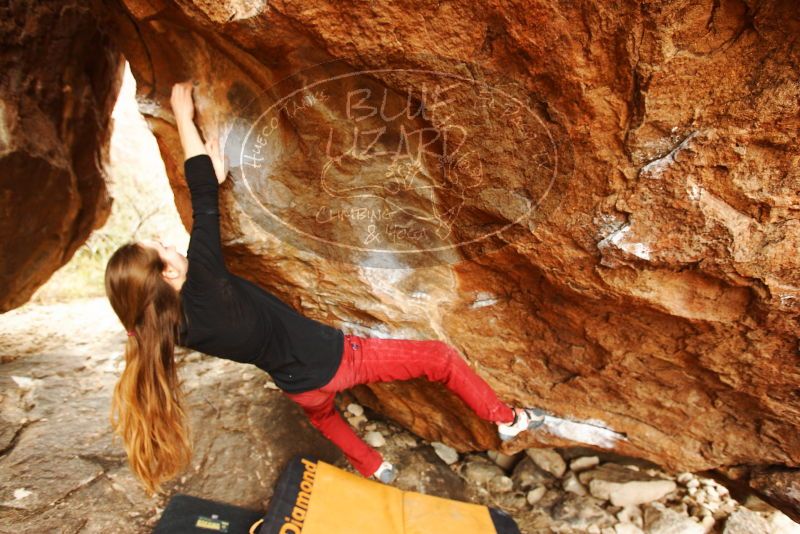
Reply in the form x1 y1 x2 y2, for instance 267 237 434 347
104 242 192 495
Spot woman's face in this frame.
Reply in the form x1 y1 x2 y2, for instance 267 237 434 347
139 238 188 282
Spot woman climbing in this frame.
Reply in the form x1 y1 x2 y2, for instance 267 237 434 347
103 81 546 496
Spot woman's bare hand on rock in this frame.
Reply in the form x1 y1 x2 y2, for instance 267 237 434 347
170 82 195 122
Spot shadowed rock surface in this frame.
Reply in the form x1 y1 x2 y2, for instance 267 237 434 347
0 0 120 312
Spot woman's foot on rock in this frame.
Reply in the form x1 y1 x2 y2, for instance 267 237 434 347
371 461 398 484
497 407 547 441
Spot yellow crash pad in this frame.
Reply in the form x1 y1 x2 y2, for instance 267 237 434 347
300 460 497 534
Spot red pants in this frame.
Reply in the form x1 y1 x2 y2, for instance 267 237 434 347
283 333 515 477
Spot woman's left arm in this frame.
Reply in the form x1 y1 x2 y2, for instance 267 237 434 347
171 82 228 278
171 82 227 183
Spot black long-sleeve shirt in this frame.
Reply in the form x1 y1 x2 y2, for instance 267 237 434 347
176 154 344 393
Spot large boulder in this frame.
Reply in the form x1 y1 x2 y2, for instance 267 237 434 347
0 0 121 311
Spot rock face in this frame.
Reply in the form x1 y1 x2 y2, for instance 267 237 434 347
5 0 800 520
0 0 120 311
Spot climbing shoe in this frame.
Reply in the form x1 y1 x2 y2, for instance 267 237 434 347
497 407 547 441
372 461 398 484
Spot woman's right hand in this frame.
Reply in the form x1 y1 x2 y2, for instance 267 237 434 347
170 82 195 122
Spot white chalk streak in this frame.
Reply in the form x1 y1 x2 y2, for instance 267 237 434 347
542 415 626 449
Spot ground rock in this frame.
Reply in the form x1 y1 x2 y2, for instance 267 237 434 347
571 456 601 472
581 463 677 506
494 491 528 511
766 510 800 534
722 507 771 534
488 449 520 471
346 403 364 416
463 460 505 485
616 505 644 529
364 431 386 448
348 414 367 428
527 485 547 505
563 471 588 496
431 441 459 465
391 446 471 500
512 456 556 490
644 502 706 534
551 494 616 530
526 448 567 478
488 475 514 493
